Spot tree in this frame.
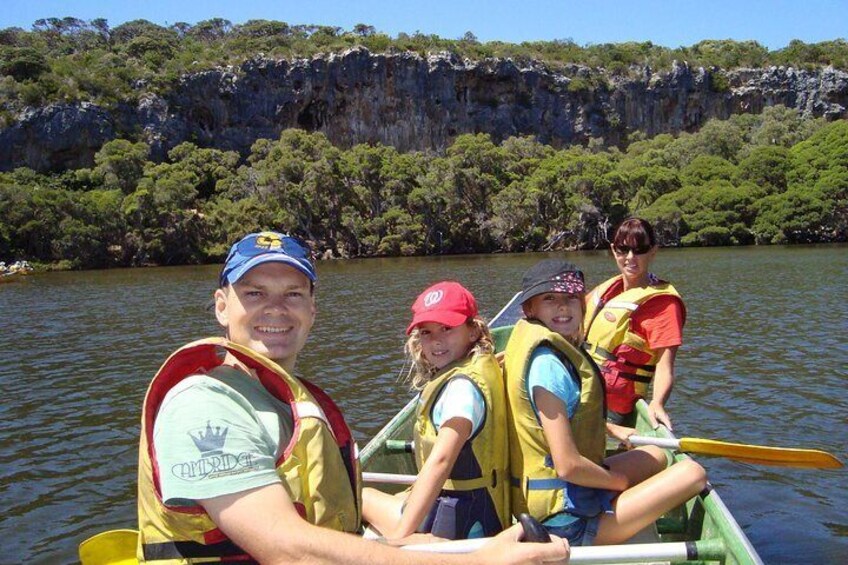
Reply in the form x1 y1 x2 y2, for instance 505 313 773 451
751 186 832 243
352 24 376 38
166 142 239 199
0 47 49 81
736 145 790 196
189 19 233 42
681 154 738 186
92 139 150 194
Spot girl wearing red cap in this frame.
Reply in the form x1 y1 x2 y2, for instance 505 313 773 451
363 281 510 541
504 259 706 546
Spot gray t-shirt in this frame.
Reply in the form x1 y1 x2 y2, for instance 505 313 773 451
153 365 294 506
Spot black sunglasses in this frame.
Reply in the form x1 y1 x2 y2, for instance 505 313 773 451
612 244 652 256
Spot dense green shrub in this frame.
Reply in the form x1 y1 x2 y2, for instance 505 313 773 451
1 108 844 268
0 18 845 113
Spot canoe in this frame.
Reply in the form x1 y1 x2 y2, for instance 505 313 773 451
0 271 27 283
81 292 766 564
360 291 765 564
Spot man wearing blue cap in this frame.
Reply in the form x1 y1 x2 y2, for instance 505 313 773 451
136 231 570 565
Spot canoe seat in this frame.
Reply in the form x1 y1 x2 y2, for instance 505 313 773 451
491 325 514 354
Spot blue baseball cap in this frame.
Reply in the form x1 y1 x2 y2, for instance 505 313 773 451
219 231 317 287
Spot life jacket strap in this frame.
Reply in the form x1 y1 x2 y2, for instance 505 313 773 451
587 344 656 374
510 476 568 491
444 468 505 491
619 371 653 383
142 539 255 562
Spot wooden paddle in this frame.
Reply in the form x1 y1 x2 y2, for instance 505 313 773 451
78 529 138 565
629 435 843 469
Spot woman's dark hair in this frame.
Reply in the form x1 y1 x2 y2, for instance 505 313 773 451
612 217 657 249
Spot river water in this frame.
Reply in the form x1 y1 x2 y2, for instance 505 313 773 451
1 246 845 564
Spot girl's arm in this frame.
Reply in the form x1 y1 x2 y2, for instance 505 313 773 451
390 416 472 539
534 387 628 492
647 346 677 430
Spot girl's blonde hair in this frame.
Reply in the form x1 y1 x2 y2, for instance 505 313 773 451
404 317 494 390
570 294 587 346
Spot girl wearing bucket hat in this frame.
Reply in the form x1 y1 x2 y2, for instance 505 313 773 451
363 281 510 542
503 259 706 547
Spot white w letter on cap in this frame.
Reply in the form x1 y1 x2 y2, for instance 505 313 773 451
423 290 444 307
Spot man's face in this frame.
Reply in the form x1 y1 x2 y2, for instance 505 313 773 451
214 262 316 373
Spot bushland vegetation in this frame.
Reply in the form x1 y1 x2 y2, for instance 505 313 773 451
0 17 847 123
2 106 846 268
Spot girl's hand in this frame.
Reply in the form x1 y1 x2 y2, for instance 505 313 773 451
606 422 636 449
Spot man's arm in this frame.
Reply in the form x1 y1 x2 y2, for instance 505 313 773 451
201 483 569 565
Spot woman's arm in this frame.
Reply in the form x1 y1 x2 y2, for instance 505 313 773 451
391 417 472 539
647 346 677 430
534 388 628 492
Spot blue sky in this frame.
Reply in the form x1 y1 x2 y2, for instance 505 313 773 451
2 0 846 50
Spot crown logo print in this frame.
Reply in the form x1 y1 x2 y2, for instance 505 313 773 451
190 421 228 457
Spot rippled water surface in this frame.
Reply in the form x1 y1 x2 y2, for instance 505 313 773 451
1 246 845 564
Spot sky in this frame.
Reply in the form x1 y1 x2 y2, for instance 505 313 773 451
2 0 846 50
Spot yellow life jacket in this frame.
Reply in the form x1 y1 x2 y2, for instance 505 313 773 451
137 338 361 563
413 352 510 533
503 319 607 521
584 275 684 412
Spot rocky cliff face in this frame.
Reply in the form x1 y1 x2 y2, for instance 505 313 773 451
2 48 847 172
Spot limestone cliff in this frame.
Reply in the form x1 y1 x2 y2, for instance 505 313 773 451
1 48 846 172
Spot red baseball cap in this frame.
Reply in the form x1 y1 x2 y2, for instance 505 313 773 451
406 281 479 334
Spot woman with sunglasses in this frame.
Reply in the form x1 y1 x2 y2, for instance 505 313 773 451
584 218 686 432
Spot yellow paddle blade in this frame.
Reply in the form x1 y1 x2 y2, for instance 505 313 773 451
79 529 139 565
678 438 843 469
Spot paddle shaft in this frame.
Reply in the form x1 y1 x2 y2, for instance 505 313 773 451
363 471 416 485
403 538 726 563
630 435 679 450
81 528 726 564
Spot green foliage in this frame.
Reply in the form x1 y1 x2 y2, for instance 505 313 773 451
0 46 50 81
1 110 846 268
709 70 730 93
682 40 769 69
92 138 151 193
771 39 848 69
735 146 790 196
0 18 845 114
751 186 833 243
681 155 738 186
